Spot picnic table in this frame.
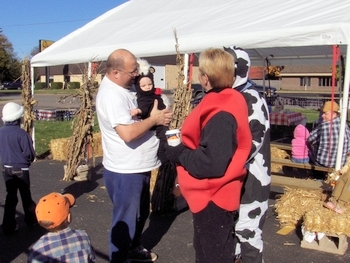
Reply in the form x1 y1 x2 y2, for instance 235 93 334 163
269 111 306 126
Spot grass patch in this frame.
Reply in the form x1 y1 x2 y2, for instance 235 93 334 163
292 109 320 123
34 114 100 158
270 109 319 142
270 108 350 142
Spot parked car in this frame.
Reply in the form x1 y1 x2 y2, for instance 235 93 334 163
0 80 22 90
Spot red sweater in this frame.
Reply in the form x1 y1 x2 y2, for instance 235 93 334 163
177 88 252 213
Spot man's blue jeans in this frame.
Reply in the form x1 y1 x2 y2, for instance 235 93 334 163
103 169 151 263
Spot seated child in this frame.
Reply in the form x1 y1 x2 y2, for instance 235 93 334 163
131 58 169 164
28 192 95 262
291 124 310 164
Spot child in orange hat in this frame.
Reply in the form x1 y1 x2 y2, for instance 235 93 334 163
28 192 95 262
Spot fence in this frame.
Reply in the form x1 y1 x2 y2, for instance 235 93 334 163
35 109 77 121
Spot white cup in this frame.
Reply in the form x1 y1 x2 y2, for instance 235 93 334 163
165 129 181 146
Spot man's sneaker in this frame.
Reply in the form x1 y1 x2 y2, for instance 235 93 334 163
127 245 158 262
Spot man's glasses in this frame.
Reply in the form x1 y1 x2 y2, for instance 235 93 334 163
116 67 139 77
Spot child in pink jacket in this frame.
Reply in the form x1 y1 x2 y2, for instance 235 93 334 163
291 124 310 163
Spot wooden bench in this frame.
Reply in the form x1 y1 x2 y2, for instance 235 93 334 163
271 142 292 151
271 174 332 191
271 142 331 172
270 142 334 190
271 157 331 172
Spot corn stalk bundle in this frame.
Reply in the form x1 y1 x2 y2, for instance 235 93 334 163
21 57 37 136
169 29 193 130
151 30 194 213
61 64 98 181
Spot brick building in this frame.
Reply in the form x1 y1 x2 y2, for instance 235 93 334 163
36 60 336 92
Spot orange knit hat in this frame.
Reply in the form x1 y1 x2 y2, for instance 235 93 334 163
323 101 339 113
35 192 75 229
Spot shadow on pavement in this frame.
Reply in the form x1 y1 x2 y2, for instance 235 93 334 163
0 209 46 263
142 207 189 250
62 163 103 199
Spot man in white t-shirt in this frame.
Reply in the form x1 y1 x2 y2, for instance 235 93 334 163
96 49 172 263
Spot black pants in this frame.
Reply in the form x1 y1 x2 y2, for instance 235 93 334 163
2 168 37 234
192 201 239 263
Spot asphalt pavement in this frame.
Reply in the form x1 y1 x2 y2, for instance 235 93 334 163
0 157 350 262
0 91 349 262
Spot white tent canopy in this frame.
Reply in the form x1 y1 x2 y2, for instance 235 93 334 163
31 0 350 170
31 0 350 67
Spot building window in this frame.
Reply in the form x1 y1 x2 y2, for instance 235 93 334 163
49 76 54 83
318 77 337 86
300 77 310 86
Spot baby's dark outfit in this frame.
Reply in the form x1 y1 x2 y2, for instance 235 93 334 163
135 86 168 164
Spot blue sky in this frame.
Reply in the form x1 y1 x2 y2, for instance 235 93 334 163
1 0 127 59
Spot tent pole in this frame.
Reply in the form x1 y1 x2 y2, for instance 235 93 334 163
88 62 92 78
335 42 350 170
30 65 36 151
183 53 189 86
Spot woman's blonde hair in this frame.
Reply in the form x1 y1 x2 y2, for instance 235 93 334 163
198 48 235 88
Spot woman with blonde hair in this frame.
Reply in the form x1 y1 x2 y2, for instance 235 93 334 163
165 48 252 263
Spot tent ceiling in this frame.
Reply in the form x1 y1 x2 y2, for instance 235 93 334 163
31 0 350 67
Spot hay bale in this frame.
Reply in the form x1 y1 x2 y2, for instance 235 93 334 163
150 169 158 194
304 202 350 236
274 187 324 227
50 132 103 161
50 137 71 161
271 146 289 173
91 132 103 157
276 187 350 236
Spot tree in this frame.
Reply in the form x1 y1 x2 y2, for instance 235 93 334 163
30 45 41 82
30 45 40 58
0 29 21 82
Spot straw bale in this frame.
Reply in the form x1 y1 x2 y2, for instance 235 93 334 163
274 187 324 227
303 201 350 236
50 132 103 161
271 146 289 173
92 133 103 156
50 137 72 161
150 169 158 194
276 187 350 236
303 206 350 236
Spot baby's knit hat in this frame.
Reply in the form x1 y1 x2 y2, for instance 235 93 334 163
35 192 75 229
2 102 24 122
134 59 155 94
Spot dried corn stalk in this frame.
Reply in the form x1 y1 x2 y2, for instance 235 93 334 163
21 57 37 136
170 29 193 129
61 63 99 181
